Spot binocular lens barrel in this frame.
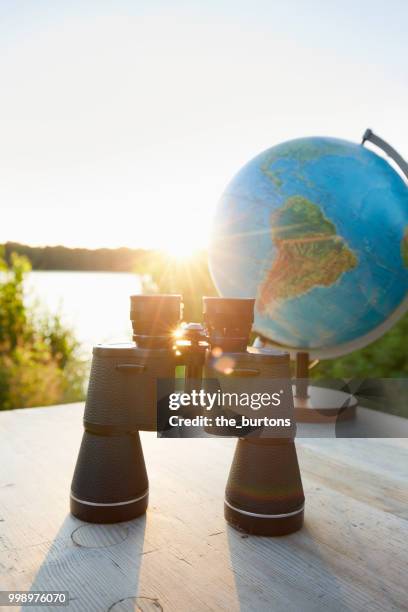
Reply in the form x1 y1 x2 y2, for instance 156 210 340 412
130 294 183 346
71 430 148 523
225 438 304 536
203 297 255 351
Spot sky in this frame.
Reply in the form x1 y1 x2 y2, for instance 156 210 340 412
0 0 407 252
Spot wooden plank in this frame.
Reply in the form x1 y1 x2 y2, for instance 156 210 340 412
0 404 407 611
297 445 408 519
299 437 408 482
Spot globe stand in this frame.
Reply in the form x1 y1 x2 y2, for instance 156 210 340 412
294 352 357 423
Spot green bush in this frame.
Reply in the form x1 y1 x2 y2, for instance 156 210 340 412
312 312 408 378
0 250 86 410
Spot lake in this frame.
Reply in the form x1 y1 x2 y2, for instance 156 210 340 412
26 271 143 356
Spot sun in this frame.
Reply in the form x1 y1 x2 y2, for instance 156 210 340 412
163 239 201 259
152 209 212 260
159 227 209 260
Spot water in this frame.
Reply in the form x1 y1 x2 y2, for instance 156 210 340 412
25 271 142 356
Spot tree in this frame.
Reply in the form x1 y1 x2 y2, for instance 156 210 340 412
0 250 86 410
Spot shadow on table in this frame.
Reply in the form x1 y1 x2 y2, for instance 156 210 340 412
22 513 146 612
226 524 355 612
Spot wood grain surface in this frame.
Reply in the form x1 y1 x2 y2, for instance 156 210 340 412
0 404 407 611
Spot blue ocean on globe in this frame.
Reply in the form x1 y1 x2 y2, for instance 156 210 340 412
209 137 408 356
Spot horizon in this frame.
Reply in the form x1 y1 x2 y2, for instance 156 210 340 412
2 240 206 252
1 1 407 253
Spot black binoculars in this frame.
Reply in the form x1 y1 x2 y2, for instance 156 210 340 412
70 295 304 536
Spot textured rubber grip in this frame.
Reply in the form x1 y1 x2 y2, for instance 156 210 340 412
70 430 148 523
225 439 305 535
70 343 176 523
226 438 304 515
71 431 147 504
84 343 175 432
204 347 294 437
225 438 304 535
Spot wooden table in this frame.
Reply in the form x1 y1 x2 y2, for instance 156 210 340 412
0 403 407 611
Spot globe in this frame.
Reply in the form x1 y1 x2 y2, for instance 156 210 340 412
209 136 408 358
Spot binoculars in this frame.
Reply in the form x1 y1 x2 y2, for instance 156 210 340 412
70 295 304 536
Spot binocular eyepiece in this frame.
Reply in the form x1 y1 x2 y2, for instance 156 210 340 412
130 294 183 347
70 294 304 535
203 297 255 352
129 294 255 351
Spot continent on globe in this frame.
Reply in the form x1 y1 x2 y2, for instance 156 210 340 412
258 195 358 313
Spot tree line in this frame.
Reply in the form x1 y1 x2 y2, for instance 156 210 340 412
2 242 149 272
